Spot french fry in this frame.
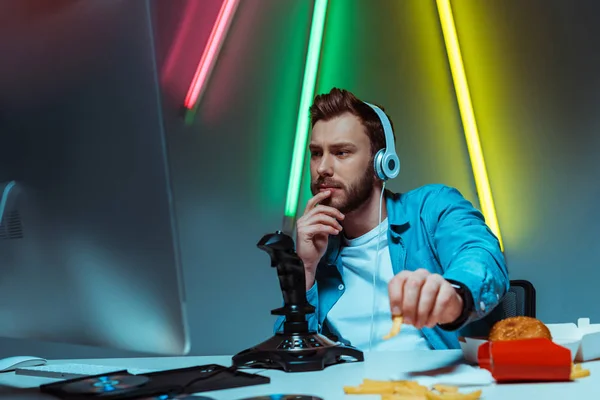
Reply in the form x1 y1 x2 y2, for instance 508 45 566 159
343 384 395 394
383 315 404 340
382 395 427 400
433 384 459 393
364 379 424 390
569 363 590 380
571 368 591 380
344 379 482 400
425 390 482 400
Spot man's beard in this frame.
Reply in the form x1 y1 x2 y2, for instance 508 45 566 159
310 166 376 214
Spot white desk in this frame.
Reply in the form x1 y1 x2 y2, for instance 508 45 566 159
0 350 599 399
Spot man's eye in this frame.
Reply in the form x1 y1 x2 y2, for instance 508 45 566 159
311 151 322 157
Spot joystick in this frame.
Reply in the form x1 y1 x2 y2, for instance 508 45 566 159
232 231 364 372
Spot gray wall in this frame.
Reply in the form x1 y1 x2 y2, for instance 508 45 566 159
0 0 599 359
153 0 315 356
450 0 600 324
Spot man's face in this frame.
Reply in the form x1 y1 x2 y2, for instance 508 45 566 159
309 112 375 214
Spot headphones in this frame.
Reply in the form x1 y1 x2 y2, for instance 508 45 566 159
363 102 400 181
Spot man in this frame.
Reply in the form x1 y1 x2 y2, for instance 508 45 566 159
275 88 509 350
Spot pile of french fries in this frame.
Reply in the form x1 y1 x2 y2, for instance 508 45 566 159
344 379 481 399
353 316 482 398
344 364 590 400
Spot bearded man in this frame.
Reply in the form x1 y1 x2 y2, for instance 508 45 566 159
274 88 509 351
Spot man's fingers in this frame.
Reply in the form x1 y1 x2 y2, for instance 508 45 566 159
302 213 343 231
401 269 430 325
297 205 344 232
388 272 409 316
301 224 340 239
304 190 332 214
415 276 442 329
302 192 345 221
388 269 429 319
428 283 458 326
303 204 345 222
389 270 462 328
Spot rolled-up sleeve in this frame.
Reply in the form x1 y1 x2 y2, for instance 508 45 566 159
427 185 509 325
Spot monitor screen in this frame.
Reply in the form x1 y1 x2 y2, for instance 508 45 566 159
0 0 190 356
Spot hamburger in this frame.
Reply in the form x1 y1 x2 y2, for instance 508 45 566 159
489 316 552 341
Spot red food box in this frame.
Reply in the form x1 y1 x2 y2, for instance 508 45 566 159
477 338 572 382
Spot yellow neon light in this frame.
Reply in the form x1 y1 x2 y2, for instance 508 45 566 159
435 0 504 251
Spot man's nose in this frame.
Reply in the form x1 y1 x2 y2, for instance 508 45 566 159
316 154 333 177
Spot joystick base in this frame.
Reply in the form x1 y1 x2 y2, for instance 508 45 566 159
232 332 364 373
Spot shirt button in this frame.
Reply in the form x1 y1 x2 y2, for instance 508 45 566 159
338 284 344 290
480 301 486 311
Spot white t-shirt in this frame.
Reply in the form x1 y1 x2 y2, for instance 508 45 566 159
326 218 432 351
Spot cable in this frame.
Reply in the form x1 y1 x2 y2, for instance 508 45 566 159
368 181 386 351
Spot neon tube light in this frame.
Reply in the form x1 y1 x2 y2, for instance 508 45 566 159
183 0 239 110
161 0 201 83
436 0 504 251
284 0 329 221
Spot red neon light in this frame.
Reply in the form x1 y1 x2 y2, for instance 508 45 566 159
161 0 201 82
183 0 239 109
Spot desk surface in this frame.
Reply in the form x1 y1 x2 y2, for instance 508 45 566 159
0 350 598 399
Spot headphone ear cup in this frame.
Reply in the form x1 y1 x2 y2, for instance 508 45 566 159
373 149 387 181
383 152 400 179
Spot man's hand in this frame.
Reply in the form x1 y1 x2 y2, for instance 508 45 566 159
296 190 345 291
388 269 463 329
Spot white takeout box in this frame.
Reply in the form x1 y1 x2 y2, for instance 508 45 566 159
458 317 600 364
548 318 600 362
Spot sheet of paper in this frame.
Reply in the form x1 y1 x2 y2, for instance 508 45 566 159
388 363 495 387
363 351 495 387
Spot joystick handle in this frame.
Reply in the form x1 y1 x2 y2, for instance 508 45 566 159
258 231 315 333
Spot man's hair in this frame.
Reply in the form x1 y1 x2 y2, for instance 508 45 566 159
309 88 396 160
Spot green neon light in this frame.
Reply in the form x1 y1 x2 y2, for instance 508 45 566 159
284 0 329 218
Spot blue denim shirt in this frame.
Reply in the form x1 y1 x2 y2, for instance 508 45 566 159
275 184 509 349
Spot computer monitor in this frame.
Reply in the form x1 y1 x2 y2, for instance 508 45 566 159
0 119 190 356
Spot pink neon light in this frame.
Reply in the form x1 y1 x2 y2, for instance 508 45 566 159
183 0 239 109
161 0 201 82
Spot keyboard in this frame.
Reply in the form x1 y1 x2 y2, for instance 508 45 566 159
15 363 158 379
